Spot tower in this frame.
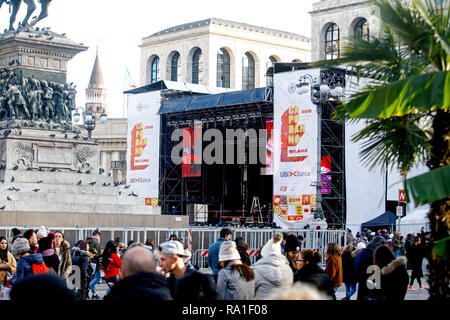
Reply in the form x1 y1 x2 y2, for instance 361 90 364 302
85 48 107 116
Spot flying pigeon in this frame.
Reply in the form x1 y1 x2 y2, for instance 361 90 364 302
7 196 12 201
77 180 82 185
0 206 5 210
36 180 43 184
32 189 40 192
88 181 96 186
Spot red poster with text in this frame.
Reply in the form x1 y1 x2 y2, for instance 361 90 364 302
182 124 202 177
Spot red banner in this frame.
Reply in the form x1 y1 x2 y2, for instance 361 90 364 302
182 123 202 177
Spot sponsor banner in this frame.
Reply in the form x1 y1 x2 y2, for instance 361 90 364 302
273 68 319 228
182 121 202 177
266 120 274 175
127 91 160 201
321 155 332 195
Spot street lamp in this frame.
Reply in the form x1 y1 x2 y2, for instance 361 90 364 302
73 108 107 139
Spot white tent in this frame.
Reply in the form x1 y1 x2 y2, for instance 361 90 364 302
399 205 430 235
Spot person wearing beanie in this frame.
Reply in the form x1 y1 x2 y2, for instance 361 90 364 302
11 237 46 283
36 226 48 241
354 235 387 301
216 241 255 300
252 233 293 299
284 234 302 273
38 236 59 274
234 237 251 266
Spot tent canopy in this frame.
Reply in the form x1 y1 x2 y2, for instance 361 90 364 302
361 211 398 229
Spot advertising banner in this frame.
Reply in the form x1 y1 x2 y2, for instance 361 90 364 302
127 91 161 202
266 120 274 175
182 121 202 177
321 155 332 195
273 69 319 229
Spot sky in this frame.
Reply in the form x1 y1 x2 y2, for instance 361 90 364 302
0 0 315 118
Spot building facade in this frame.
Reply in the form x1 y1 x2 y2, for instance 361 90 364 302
139 18 311 89
310 0 381 62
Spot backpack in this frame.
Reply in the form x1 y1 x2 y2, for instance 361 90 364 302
31 262 48 274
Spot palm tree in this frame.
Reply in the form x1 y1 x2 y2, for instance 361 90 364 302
316 0 449 300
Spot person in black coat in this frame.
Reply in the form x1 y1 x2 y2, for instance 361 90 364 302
374 245 409 300
341 244 357 300
70 241 93 300
406 236 426 290
37 235 60 274
354 236 387 301
105 246 172 301
294 249 335 299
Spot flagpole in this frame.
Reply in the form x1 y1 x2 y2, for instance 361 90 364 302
123 65 126 119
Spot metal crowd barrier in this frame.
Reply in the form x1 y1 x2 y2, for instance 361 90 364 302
0 226 346 269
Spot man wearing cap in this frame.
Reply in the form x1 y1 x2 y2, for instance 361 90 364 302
208 228 232 282
86 229 102 299
159 240 197 298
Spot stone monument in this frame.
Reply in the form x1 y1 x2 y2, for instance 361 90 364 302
0 9 188 228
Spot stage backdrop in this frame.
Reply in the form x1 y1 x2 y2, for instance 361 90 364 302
127 91 161 206
273 69 319 229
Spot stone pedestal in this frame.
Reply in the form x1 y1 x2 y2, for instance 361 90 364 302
0 28 88 84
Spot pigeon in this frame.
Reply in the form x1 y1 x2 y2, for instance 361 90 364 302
64 134 68 139
10 176 14 182
49 134 56 138
36 180 43 184
12 165 18 170
73 135 79 139
50 168 57 172
39 123 45 128
61 33 66 37
131 192 138 197
7 196 12 201
88 182 96 186
76 169 82 174
0 164 5 170
119 191 121 196
32 189 40 192
0 206 5 210
26 167 32 171
38 167 43 171
124 185 130 189
77 180 82 185
47 36 54 40
14 188 20 192
7 187 15 191
114 182 119 187
85 169 91 174
108 173 112 177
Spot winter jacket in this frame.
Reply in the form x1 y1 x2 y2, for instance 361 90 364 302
56 240 72 279
406 244 424 278
41 249 60 274
354 248 374 301
86 236 101 272
207 238 228 275
167 262 197 299
379 257 409 301
325 255 343 287
252 253 293 299
15 253 44 281
217 265 255 300
341 251 357 284
71 247 93 280
294 263 335 299
102 252 121 278
0 251 17 285
105 272 172 301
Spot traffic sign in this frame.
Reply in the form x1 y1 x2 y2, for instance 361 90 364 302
399 190 406 203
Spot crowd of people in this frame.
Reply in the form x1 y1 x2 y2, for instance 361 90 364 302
0 226 430 301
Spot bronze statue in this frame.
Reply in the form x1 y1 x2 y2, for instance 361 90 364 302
6 0 51 31
29 0 51 27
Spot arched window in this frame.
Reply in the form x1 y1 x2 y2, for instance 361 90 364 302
150 56 159 84
325 24 340 60
266 56 278 87
192 48 201 84
171 52 180 81
242 52 255 90
354 18 369 41
217 48 230 88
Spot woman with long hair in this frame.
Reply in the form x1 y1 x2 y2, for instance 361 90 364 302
341 244 357 300
325 243 343 293
0 236 17 286
53 231 72 279
101 240 122 289
373 245 409 300
216 241 255 300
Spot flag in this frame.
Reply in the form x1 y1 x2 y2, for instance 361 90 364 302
125 67 137 89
